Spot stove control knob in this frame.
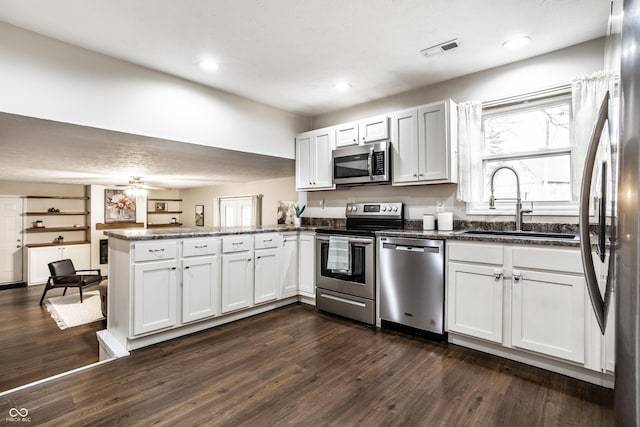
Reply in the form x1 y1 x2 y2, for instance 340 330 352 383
386 205 392 212
392 206 398 212
352 206 357 212
381 206 387 212
347 206 353 212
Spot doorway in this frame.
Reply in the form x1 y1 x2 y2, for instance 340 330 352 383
0 196 24 284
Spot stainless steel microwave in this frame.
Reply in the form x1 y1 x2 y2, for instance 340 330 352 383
332 141 391 186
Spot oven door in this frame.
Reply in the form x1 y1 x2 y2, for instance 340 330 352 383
315 235 375 299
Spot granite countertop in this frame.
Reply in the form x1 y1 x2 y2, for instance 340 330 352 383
104 220 587 248
375 229 581 247
103 225 317 241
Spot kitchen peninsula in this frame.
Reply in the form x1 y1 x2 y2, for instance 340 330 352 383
100 226 316 358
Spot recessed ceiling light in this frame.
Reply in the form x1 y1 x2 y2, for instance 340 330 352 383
502 36 531 49
199 59 220 72
334 82 351 91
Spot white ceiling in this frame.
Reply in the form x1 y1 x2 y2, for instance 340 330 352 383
0 113 294 188
0 0 611 188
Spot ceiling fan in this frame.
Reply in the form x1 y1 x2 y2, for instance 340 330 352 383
113 177 170 196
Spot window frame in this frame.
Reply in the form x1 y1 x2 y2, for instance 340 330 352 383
219 196 253 227
467 91 580 216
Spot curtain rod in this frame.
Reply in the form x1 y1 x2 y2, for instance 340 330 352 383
218 194 263 200
482 83 572 109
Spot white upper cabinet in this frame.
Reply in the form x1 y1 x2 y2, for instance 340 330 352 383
390 109 419 183
335 115 389 148
335 121 359 147
391 99 458 185
358 115 389 143
295 127 335 191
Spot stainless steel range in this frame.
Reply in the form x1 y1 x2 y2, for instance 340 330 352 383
315 202 403 325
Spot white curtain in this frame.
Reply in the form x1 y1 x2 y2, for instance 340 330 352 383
571 71 618 200
251 194 263 226
456 101 483 202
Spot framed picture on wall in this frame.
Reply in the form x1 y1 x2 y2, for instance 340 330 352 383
155 202 168 211
104 189 137 223
195 205 204 226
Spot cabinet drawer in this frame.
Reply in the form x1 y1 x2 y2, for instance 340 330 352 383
222 236 253 253
134 241 177 262
254 233 282 249
183 238 218 257
512 246 583 274
448 242 503 265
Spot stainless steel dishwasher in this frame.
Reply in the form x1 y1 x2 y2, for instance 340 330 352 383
378 236 445 336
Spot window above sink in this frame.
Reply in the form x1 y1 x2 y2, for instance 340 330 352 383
466 88 580 216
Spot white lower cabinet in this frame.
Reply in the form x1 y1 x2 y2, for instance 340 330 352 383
447 241 611 384
298 232 315 297
133 258 178 335
182 255 219 323
254 248 279 304
221 251 254 313
447 262 503 344
280 234 298 298
109 231 313 352
511 269 585 363
27 243 90 285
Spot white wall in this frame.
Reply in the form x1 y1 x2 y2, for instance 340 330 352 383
181 177 297 227
0 21 311 160
312 38 605 128
305 38 605 223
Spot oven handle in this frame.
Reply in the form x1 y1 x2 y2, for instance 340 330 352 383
316 235 373 245
367 146 374 180
320 293 367 308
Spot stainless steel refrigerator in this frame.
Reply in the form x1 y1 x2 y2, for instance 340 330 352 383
616 1 640 422
580 0 640 424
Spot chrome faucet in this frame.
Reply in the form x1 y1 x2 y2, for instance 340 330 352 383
488 165 533 231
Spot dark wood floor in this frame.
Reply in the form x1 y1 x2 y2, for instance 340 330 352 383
0 303 613 426
0 284 104 392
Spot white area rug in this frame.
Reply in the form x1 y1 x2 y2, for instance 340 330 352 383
44 290 105 330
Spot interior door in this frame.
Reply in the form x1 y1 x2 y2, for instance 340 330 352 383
0 197 24 284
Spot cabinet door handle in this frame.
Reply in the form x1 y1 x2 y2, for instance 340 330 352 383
413 173 418 177
184 266 190 269
247 258 252 262
149 248 165 253
194 245 208 249
263 239 272 243
171 267 177 270
513 270 522 281
232 242 243 246
493 269 503 280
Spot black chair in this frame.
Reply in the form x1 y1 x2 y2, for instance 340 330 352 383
39 259 103 305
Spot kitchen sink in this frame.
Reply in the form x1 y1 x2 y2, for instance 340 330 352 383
458 230 579 240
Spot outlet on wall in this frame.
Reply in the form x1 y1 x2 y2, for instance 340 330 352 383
436 201 445 213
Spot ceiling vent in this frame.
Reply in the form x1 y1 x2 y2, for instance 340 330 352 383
420 39 461 57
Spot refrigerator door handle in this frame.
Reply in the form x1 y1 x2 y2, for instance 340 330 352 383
579 90 613 335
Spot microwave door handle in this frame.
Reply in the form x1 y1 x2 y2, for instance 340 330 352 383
368 146 374 180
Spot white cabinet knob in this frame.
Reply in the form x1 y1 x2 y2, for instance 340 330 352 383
513 270 522 281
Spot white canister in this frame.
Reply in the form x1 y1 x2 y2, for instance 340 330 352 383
437 212 454 231
422 214 435 230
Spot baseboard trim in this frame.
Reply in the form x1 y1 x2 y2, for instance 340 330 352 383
0 281 26 290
